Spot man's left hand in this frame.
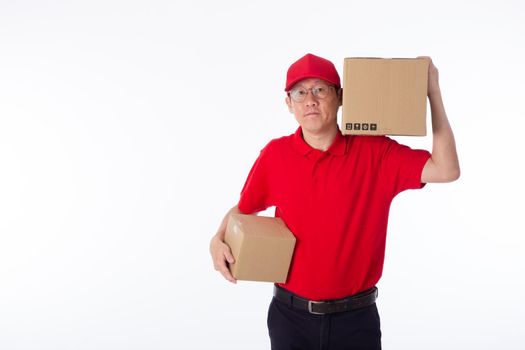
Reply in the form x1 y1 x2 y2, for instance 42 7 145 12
417 56 440 96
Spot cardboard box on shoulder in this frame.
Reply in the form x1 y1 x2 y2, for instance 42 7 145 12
224 213 296 283
342 57 429 136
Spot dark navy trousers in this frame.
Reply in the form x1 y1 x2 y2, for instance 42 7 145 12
267 297 382 350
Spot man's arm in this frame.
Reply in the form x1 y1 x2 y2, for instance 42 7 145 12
418 56 461 183
209 205 242 284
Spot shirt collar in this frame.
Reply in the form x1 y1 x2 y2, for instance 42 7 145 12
292 126 347 156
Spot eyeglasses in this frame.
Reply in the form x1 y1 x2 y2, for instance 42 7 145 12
288 84 336 103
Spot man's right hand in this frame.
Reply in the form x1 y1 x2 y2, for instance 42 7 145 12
210 205 242 283
209 234 237 284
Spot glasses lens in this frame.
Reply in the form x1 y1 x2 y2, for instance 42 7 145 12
312 85 331 99
290 88 307 102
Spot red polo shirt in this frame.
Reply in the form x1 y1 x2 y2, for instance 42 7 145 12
237 126 431 300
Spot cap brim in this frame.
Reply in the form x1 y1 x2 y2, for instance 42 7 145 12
285 75 340 91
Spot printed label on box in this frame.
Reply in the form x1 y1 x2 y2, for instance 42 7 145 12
344 122 378 132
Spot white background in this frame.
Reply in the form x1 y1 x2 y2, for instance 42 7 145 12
1 0 524 349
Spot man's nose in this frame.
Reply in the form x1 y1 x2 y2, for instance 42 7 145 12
304 90 318 106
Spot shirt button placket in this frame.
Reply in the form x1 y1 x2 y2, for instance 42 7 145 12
312 153 323 183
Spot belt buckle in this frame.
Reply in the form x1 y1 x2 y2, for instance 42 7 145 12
307 300 326 315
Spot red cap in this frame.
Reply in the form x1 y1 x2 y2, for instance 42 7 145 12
285 53 340 91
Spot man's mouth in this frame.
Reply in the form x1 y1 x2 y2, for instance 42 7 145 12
305 111 320 117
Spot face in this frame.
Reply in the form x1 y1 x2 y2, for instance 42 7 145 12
285 78 342 135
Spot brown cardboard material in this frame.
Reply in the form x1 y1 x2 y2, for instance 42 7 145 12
224 214 296 283
342 58 429 136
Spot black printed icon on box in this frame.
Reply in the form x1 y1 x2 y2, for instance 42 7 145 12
370 123 377 131
354 123 361 130
362 123 369 131
346 123 352 130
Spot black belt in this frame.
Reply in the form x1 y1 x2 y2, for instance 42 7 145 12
273 284 378 315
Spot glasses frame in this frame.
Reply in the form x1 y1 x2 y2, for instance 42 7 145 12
287 84 337 103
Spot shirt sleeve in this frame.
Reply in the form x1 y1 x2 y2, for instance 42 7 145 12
378 137 432 198
237 146 271 214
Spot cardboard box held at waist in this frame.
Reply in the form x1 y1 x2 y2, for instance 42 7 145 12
224 214 296 283
342 57 429 136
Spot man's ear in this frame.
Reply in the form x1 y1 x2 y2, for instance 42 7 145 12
338 88 343 107
285 96 294 114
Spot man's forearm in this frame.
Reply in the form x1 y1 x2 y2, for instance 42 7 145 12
429 89 460 179
213 205 241 241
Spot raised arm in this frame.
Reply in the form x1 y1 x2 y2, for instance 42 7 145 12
418 56 461 183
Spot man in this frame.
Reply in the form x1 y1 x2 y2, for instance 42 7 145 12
210 53 460 349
